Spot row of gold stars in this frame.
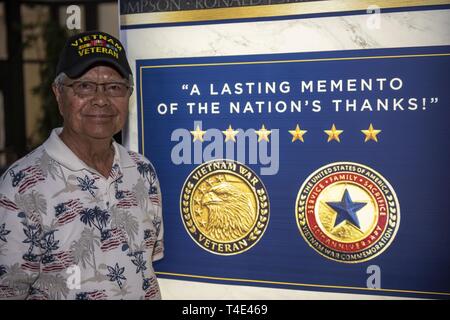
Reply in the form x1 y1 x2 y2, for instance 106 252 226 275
190 123 381 143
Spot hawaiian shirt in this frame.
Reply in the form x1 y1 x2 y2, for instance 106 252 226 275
0 128 163 300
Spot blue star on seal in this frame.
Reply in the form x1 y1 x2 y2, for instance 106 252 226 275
326 189 367 229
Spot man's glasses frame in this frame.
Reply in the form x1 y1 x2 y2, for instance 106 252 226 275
62 81 132 97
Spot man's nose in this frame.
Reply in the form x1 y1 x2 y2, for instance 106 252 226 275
91 85 109 107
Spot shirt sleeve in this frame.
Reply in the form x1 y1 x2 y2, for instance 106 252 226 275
152 203 164 262
0 192 41 300
148 162 164 262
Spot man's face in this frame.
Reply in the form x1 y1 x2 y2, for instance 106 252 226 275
53 65 130 141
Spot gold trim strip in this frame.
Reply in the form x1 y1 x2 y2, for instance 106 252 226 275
139 68 145 154
121 0 450 26
156 271 450 297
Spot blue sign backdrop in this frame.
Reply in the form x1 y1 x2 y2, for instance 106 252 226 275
136 46 450 298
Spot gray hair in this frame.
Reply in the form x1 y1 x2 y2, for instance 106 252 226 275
127 74 134 87
53 72 134 87
53 72 68 88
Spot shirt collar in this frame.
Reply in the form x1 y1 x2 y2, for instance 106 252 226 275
43 127 135 172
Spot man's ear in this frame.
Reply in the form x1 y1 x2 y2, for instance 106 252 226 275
52 84 64 116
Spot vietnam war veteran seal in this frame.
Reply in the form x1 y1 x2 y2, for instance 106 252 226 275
295 162 400 263
181 159 269 255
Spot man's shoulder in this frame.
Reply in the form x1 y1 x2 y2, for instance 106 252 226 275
0 145 46 194
126 149 146 163
118 144 154 166
1 145 46 177
116 145 160 183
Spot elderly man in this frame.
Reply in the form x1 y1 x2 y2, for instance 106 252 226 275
0 31 163 300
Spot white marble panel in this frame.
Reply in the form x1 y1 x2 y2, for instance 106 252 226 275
158 278 417 300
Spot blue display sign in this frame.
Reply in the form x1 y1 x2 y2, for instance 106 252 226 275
136 46 450 298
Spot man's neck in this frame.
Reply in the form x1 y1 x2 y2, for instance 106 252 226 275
59 128 114 178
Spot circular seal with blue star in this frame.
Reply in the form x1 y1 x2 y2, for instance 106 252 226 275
295 162 400 263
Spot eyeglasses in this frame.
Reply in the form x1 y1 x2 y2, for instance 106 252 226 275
62 81 131 97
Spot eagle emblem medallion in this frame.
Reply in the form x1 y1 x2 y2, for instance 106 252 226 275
180 159 270 255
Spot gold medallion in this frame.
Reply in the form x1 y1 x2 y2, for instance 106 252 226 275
295 162 400 263
180 159 269 255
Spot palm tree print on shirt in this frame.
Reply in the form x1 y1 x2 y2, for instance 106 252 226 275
106 263 126 289
79 206 111 241
0 223 11 242
76 175 98 197
40 230 60 264
129 251 147 275
22 222 41 263
136 162 158 195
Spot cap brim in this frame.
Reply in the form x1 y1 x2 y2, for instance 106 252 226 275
64 56 131 79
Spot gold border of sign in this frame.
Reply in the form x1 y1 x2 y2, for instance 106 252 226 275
180 159 270 256
295 161 401 263
121 0 450 26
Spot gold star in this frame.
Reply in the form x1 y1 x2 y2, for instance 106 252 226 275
190 125 206 142
255 124 272 142
222 125 239 142
361 123 381 142
324 124 343 142
216 175 226 182
194 195 202 204
289 124 307 142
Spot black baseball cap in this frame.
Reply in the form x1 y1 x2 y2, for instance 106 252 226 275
56 31 132 79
